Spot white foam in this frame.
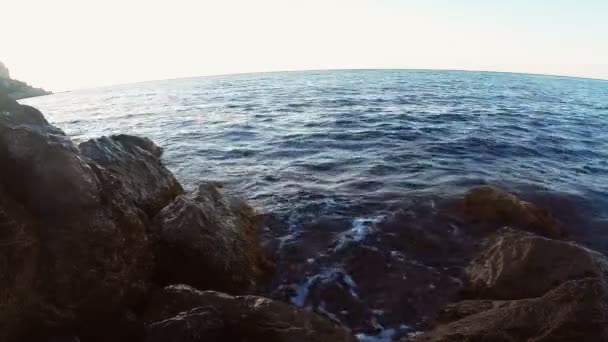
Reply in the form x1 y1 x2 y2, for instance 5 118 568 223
277 233 298 249
372 309 385 316
291 267 360 306
318 301 341 323
407 331 424 339
390 250 406 261
356 329 397 342
334 216 385 251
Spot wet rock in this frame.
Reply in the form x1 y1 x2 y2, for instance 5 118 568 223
463 185 562 238
144 284 357 342
79 134 183 216
416 278 608 342
151 182 272 293
0 184 40 341
0 99 152 341
418 228 608 341
463 229 608 300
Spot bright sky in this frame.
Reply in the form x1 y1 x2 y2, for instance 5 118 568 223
2 0 607 91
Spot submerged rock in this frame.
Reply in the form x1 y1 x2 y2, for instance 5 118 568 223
151 182 272 293
144 285 357 342
463 185 562 238
79 134 183 217
417 229 608 341
0 95 151 341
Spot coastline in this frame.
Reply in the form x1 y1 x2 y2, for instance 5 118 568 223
3 90 608 341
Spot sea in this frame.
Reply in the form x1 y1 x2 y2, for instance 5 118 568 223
22 70 608 341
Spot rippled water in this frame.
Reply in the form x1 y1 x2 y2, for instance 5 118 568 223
23 70 608 340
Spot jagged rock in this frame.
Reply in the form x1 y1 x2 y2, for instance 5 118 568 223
151 183 271 293
463 185 562 238
417 229 608 341
79 135 183 217
462 229 608 300
416 278 608 342
144 285 357 342
0 97 151 341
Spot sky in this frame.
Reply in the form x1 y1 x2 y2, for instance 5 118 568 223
2 0 607 91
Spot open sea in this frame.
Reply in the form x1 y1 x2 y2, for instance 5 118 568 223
22 70 608 341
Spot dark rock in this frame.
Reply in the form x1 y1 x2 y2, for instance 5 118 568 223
47 337 81 342
0 96 99 216
0 93 48 125
151 183 272 293
462 229 608 300
418 229 608 341
435 300 511 324
144 285 357 342
0 61 51 99
463 185 562 238
79 134 183 216
0 100 152 341
416 278 608 342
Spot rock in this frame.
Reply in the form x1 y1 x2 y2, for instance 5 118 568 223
0 62 50 99
0 96 100 216
0 183 41 340
144 285 357 342
418 229 608 341
79 135 183 217
151 183 271 293
416 278 608 342
463 185 562 238
463 229 608 300
0 99 152 341
435 300 511 324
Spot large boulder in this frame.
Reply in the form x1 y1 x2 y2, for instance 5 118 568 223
151 183 272 293
144 285 357 342
416 278 608 342
462 229 608 300
417 229 608 341
79 135 183 216
463 186 562 238
0 95 100 216
0 97 152 341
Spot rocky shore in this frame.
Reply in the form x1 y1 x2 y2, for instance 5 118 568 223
0 62 51 100
2 93 607 341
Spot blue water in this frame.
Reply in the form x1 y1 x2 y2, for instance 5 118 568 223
22 70 608 340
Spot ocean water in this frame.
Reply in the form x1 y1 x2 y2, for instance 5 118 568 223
22 70 608 340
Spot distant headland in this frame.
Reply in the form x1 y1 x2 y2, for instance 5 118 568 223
0 61 51 99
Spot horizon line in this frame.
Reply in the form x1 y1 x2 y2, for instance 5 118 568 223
46 67 608 94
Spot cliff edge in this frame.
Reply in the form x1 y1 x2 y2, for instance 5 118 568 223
0 61 51 99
